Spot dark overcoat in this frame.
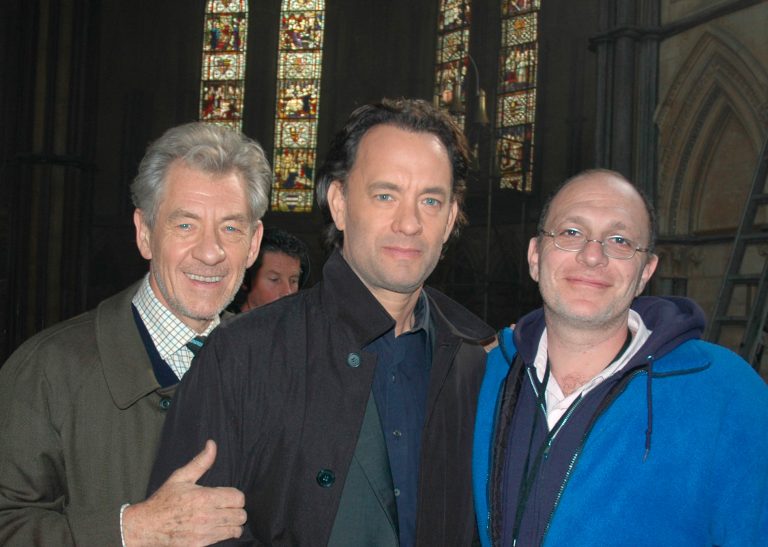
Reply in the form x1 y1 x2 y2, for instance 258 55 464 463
149 251 494 545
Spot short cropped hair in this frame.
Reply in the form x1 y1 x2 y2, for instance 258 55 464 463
537 168 657 253
131 122 272 229
248 227 311 288
315 98 471 249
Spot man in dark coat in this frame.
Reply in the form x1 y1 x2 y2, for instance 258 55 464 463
0 122 271 545
149 99 495 546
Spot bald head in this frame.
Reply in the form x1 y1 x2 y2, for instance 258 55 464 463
538 169 656 254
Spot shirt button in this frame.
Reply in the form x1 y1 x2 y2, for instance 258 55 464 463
392 430 402 438
316 469 336 488
390 374 396 383
159 397 172 410
394 488 401 496
346 353 361 368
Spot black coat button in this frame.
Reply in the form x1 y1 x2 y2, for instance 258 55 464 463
159 397 172 410
316 469 335 488
346 353 361 368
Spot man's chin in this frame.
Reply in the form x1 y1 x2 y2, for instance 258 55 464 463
172 300 226 325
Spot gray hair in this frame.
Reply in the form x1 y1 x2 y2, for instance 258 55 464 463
131 122 272 228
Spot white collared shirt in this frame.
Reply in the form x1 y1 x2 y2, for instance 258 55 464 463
532 310 651 430
131 274 218 380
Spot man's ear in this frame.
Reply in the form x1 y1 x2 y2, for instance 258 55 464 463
527 236 540 282
246 220 264 268
134 210 152 260
635 253 659 296
327 181 346 232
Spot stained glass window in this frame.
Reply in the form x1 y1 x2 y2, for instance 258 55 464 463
200 1 248 130
496 0 540 191
272 0 326 213
434 1 472 130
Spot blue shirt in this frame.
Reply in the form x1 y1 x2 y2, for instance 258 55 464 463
369 293 432 547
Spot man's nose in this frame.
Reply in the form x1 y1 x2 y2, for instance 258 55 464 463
192 226 226 264
576 238 609 266
392 201 423 235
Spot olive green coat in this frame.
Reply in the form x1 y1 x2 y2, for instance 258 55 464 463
0 282 173 546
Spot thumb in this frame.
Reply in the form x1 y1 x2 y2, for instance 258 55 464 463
168 439 217 484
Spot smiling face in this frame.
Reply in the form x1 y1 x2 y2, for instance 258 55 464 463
327 124 458 301
528 173 658 331
134 160 262 332
243 250 301 310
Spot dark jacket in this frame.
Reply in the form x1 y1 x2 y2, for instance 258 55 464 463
0 282 173 546
149 250 494 546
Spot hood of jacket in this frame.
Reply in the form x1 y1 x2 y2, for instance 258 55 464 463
510 295 707 373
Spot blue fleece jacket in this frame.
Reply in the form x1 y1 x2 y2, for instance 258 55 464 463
473 296 768 546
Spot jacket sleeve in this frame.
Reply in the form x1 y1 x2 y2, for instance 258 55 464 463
710 360 768 546
0 343 123 546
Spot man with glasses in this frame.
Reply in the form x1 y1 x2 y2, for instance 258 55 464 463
473 169 768 546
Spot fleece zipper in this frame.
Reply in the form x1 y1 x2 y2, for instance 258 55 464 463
540 365 650 545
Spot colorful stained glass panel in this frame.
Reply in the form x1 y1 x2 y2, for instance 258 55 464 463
278 52 323 79
272 0 326 213
501 0 540 16
200 83 244 126
202 53 246 80
199 1 248 130
280 11 324 50
495 1 540 192
208 0 247 14
502 12 537 45
434 0 472 131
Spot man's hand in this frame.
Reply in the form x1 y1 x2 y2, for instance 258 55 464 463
123 440 246 546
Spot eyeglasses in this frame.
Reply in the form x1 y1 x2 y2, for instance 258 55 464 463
539 229 650 260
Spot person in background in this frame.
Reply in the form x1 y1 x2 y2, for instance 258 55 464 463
473 169 768 546
233 227 310 312
0 122 271 546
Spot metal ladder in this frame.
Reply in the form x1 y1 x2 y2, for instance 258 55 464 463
705 135 768 371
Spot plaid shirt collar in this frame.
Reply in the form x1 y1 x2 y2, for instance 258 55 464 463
131 274 219 362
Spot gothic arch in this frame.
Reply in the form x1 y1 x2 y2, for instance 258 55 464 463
656 29 768 236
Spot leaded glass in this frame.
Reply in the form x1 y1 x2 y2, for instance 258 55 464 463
278 52 323 79
496 1 540 192
502 12 537 45
272 0 326 213
208 0 247 14
199 1 248 130
501 0 540 16
434 0 472 130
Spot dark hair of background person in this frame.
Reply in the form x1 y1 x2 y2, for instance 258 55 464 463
227 227 310 313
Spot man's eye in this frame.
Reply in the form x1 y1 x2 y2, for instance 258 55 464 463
560 228 583 238
178 223 192 230
375 194 393 201
423 197 441 207
224 225 240 233
609 236 632 247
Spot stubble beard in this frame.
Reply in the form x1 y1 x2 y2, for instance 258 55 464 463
151 266 246 324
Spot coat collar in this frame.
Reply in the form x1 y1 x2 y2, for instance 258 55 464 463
319 250 494 348
96 281 164 409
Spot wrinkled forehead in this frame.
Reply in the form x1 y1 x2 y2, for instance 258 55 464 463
547 176 650 236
